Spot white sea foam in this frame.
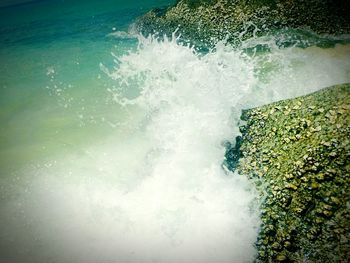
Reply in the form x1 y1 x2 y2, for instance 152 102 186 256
1 35 350 263
107 30 137 39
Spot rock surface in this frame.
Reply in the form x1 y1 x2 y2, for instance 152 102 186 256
135 2 350 261
228 83 350 262
136 0 350 45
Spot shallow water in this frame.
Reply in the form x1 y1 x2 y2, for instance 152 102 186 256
1 1 350 262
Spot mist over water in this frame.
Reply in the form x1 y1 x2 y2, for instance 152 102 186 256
1 1 350 262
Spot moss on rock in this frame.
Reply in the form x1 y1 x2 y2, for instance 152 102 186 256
136 0 350 46
234 83 350 262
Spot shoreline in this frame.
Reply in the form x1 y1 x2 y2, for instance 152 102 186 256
230 83 350 262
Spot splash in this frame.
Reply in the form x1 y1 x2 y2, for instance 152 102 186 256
2 33 350 263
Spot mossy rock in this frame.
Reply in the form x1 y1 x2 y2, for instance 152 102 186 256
232 83 350 262
135 0 350 46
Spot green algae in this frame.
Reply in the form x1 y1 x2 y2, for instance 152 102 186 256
234 84 350 262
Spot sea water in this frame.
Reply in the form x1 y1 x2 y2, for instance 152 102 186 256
1 1 350 263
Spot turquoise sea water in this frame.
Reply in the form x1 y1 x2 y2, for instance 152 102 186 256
1 1 350 263
0 0 175 174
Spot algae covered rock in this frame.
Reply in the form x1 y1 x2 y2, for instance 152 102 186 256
231 83 350 262
136 0 350 46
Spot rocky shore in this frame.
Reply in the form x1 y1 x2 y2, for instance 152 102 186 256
226 83 350 262
135 1 350 262
136 0 350 46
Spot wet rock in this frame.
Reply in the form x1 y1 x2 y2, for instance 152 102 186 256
235 83 350 262
136 0 350 47
276 253 287 261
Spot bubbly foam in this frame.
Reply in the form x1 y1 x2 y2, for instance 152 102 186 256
1 34 350 263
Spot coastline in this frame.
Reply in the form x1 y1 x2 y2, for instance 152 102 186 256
135 1 350 261
135 0 350 46
231 83 350 262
